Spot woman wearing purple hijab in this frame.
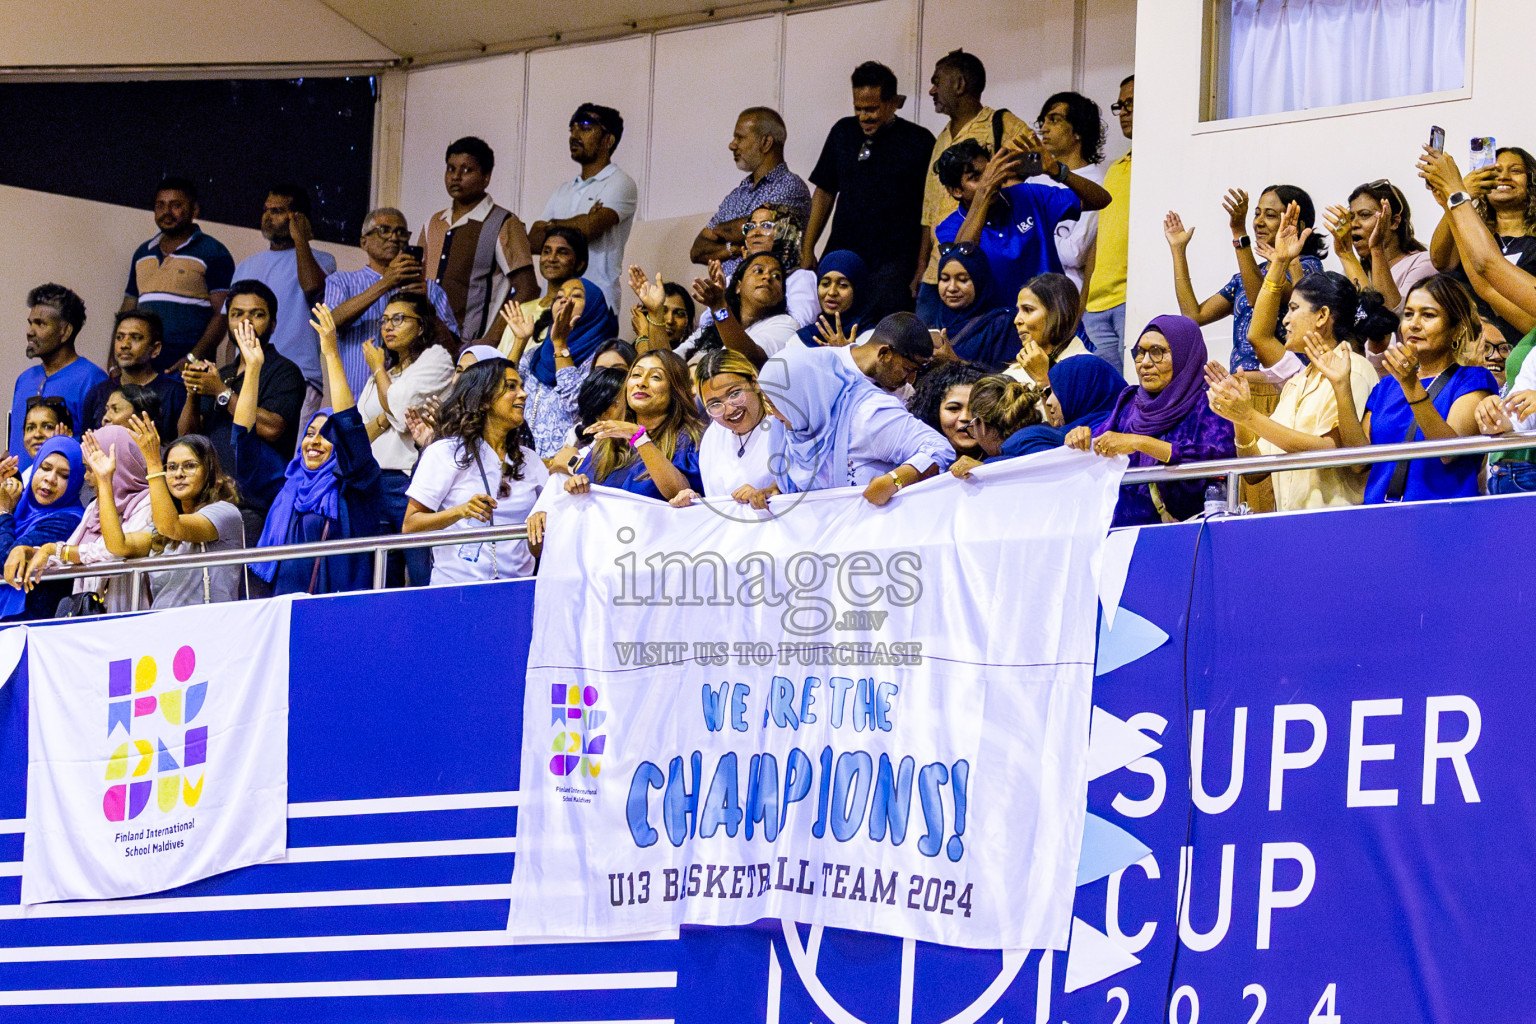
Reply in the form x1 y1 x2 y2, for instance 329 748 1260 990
1068 315 1235 525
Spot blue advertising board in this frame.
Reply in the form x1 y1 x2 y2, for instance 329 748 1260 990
0 493 1531 1022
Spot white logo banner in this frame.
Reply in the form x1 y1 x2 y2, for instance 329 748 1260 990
22 597 292 904
508 449 1125 950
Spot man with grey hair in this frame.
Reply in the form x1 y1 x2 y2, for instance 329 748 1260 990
690 106 811 278
323 206 460 396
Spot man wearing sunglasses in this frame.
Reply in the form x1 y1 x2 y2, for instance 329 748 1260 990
8 283 105 470
323 207 460 396
528 104 638 316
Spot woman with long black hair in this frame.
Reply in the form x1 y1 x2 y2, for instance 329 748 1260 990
403 358 548 583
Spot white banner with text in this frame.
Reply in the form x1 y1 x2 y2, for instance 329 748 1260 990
22 598 292 904
508 449 1124 949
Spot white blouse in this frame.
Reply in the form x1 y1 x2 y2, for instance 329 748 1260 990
357 345 456 472
699 417 784 497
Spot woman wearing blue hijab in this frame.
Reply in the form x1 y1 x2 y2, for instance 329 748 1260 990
926 244 1019 370
248 305 384 595
0 434 85 619
502 277 619 458
1001 354 1128 457
798 250 874 346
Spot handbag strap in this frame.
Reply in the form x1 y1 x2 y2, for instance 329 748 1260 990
469 445 501 580
1384 366 1457 502
307 520 333 595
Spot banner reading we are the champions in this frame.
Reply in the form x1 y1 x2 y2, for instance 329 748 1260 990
508 450 1126 949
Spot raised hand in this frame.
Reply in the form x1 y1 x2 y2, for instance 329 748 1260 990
1303 332 1351 385
501 297 536 344
1014 125 1058 178
310 302 339 353
1164 211 1195 250
1366 198 1391 252
81 430 116 481
403 405 435 449
1417 146 1470 207
0 455 18 481
1381 341 1425 390
288 210 314 246
1324 205 1354 257
126 412 163 469
1271 201 1312 266
814 312 857 348
550 293 577 345
231 317 264 368
692 260 727 310
628 265 666 312
0 477 21 514
1222 188 1251 235
1204 359 1233 389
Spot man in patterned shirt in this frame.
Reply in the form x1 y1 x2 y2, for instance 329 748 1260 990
690 107 811 279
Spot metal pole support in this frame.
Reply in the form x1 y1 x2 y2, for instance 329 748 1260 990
372 547 388 590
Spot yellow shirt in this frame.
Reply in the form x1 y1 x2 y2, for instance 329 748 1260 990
921 107 1030 284
1259 346 1377 510
1085 150 1131 312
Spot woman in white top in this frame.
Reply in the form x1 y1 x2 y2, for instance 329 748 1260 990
402 358 548 583
669 348 785 510
1007 272 1090 384
124 419 246 608
681 252 802 368
357 293 454 586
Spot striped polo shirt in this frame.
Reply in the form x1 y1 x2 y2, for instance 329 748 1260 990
125 227 235 368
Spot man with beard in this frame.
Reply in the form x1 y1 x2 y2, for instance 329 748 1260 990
690 107 811 279
528 103 637 315
8 284 104 468
121 176 235 369
229 185 336 424
324 206 459 397
81 310 185 441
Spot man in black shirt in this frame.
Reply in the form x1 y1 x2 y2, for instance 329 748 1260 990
81 310 186 441
803 62 937 321
179 279 305 477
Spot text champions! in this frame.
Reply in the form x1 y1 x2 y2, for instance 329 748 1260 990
625 674 971 864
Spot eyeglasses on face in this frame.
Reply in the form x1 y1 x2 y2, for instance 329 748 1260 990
367 226 411 240
1110 100 1133 114
747 219 778 233
1131 345 1171 364
704 387 754 415
380 313 421 327
938 241 979 258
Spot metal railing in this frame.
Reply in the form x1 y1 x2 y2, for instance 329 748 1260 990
28 431 1536 609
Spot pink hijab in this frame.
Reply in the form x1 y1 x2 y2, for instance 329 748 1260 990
78 425 150 544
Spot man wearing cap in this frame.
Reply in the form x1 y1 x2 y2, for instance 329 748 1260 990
528 103 639 315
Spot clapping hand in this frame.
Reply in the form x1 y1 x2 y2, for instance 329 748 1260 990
1206 371 1254 423
1223 188 1251 235
501 297 536 343
0 455 18 482
81 430 116 482
1303 331 1352 385
1476 394 1515 436
126 411 164 468
362 338 386 376
1271 202 1311 267
403 404 436 449
180 359 222 398
691 260 728 311
1324 205 1354 257
550 293 577 346
628 264 667 312
1381 340 1425 391
0 477 21 514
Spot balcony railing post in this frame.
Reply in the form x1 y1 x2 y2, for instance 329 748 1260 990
373 547 388 590
129 567 142 612
1226 470 1241 513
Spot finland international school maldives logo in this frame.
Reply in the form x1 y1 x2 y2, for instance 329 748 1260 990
549 683 606 779
103 645 208 822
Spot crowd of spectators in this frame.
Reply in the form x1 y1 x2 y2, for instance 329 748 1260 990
3 51 1533 616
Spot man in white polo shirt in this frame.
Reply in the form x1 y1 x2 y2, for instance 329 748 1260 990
528 103 639 315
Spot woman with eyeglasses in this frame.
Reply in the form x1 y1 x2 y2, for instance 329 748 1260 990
1069 315 1235 525
0 434 85 620
669 348 785 509
564 350 706 502
125 417 247 607
403 358 548 583
1323 180 1434 316
740 203 819 327
1164 184 1326 372
354 292 453 586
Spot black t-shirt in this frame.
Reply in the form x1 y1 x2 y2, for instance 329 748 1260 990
197 344 306 473
81 372 186 442
809 115 936 274
1453 234 1536 337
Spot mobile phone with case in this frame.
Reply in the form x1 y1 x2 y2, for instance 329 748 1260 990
1470 136 1497 172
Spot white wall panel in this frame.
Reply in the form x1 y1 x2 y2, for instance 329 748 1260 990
781 0 922 182
399 53 525 236
520 37 654 218
917 0 1076 136
647 18 783 222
